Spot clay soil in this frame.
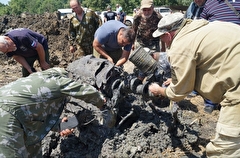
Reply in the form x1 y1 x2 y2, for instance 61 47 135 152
0 13 218 158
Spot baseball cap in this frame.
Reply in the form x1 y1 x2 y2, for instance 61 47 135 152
152 12 184 38
140 0 153 9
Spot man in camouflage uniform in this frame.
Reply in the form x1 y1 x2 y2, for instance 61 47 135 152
0 67 105 157
132 0 164 80
69 0 100 57
132 0 163 52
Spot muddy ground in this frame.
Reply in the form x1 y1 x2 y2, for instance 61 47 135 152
0 13 219 158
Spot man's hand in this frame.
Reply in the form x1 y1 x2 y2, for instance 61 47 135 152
149 82 167 97
149 82 161 96
40 61 50 70
59 117 75 137
69 45 76 53
163 78 172 86
131 45 135 51
107 57 114 64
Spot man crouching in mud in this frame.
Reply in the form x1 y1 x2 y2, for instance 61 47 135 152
0 67 105 157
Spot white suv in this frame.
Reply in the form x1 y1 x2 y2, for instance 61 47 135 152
154 7 172 17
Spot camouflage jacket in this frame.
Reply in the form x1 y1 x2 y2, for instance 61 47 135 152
132 11 162 47
0 68 104 145
69 9 100 47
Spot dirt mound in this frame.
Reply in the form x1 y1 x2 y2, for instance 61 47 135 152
0 13 218 157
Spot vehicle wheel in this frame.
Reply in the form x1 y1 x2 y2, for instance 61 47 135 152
124 20 132 26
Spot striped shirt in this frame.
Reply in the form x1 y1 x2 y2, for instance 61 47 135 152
201 0 240 25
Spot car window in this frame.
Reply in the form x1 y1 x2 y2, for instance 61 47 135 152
159 9 170 13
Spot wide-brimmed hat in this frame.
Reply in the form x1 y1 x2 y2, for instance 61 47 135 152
152 12 184 38
140 0 153 9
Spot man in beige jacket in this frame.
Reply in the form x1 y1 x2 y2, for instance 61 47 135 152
149 12 240 157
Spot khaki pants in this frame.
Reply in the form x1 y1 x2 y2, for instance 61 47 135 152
93 49 100 58
206 104 240 157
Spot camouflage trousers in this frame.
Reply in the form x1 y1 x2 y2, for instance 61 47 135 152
0 108 42 158
74 43 94 59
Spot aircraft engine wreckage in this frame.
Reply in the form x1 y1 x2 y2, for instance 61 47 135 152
66 47 170 129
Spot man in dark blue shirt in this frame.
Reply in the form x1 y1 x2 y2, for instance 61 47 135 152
0 28 50 77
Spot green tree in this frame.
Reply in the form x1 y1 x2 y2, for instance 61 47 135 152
82 0 110 11
0 0 191 16
7 0 26 15
0 3 10 15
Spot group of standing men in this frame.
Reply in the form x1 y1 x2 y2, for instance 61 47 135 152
103 4 126 23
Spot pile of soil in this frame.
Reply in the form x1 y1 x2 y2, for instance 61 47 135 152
0 13 219 157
